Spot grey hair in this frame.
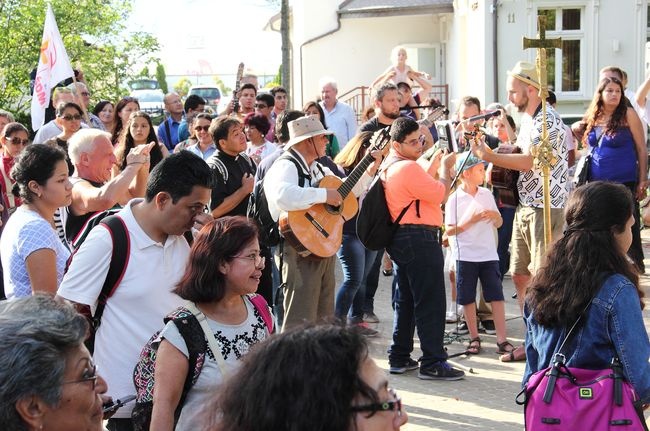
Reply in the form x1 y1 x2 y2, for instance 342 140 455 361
319 76 338 91
374 82 398 102
0 109 15 122
68 128 112 165
0 295 88 430
66 81 88 94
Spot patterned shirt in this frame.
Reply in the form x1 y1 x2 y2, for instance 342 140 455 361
516 105 568 209
0 207 70 298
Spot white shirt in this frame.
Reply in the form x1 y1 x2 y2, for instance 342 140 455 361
246 140 277 161
264 150 372 221
445 186 499 262
319 100 357 148
57 199 187 418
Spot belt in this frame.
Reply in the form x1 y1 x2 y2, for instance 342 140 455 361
398 224 440 233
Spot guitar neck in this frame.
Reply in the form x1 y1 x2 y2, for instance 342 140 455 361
232 63 244 113
337 152 375 198
418 106 449 127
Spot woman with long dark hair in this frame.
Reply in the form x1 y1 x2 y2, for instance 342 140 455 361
111 97 139 145
524 181 650 403
577 76 648 272
114 111 166 174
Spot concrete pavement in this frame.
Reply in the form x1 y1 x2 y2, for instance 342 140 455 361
358 229 650 430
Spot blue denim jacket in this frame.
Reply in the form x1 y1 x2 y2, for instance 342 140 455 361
524 274 650 402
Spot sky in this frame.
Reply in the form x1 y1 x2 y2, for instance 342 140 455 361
127 0 282 87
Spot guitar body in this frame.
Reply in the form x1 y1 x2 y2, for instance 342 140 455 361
280 176 359 258
491 144 521 207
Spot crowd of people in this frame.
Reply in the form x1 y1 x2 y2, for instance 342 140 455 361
0 51 649 430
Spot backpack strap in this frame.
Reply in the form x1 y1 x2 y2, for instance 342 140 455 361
283 149 312 187
208 156 229 183
92 215 130 330
247 293 274 334
164 116 173 150
184 302 230 377
381 159 420 222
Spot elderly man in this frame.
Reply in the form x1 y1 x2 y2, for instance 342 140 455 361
158 92 184 152
264 116 379 331
68 82 104 130
319 77 357 148
63 128 152 248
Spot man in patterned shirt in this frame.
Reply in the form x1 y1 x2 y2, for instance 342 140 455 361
471 61 568 362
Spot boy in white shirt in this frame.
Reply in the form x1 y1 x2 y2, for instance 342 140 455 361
444 152 513 356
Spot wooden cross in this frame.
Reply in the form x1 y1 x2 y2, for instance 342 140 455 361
522 15 562 247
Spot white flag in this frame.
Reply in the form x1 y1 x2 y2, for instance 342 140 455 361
31 4 74 131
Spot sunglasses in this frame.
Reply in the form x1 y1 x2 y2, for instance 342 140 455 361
194 125 210 132
61 114 82 121
5 136 29 146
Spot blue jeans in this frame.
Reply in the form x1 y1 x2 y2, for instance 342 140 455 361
363 249 384 314
387 226 447 367
497 206 516 280
336 234 378 322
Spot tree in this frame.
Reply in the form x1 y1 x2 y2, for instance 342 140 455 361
139 66 151 78
212 75 231 96
0 0 160 117
174 77 192 98
155 63 168 94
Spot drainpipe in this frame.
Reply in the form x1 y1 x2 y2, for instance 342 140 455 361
299 12 342 106
492 0 499 102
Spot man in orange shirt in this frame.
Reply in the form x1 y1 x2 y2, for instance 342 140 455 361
383 117 464 380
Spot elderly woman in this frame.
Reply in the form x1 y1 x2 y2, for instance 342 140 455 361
210 324 408 430
0 144 72 298
0 295 108 431
149 216 272 431
243 112 276 165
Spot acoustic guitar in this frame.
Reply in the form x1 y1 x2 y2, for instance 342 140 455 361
490 144 522 207
279 129 391 258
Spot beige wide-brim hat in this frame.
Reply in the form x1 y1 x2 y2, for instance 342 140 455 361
508 61 540 89
285 116 333 149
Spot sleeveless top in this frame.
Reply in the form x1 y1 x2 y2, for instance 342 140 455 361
588 126 638 184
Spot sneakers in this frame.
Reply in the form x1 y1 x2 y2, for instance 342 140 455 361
480 320 496 335
451 321 469 335
389 358 419 374
354 322 379 338
418 361 465 381
363 312 380 324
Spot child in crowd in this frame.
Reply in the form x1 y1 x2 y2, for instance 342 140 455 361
371 46 431 88
444 152 514 355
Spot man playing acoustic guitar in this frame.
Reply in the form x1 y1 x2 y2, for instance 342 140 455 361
264 116 382 331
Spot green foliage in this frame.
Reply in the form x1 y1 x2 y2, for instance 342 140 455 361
212 75 231 96
0 0 160 121
264 64 281 88
155 63 168 94
174 77 192 98
139 66 151 78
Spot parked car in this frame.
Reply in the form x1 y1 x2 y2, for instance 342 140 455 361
130 89 165 116
188 86 221 113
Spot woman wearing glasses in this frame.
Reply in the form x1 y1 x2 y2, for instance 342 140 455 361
44 102 84 175
211 324 408 431
0 295 109 431
575 76 648 273
0 144 72 298
0 122 29 217
185 113 217 160
149 216 273 431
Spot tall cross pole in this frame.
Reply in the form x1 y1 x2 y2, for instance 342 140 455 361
523 15 562 248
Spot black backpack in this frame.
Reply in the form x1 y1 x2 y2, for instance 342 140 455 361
247 152 311 247
356 163 418 251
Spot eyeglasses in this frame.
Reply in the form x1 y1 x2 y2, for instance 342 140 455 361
255 104 268 109
231 253 266 267
5 137 29 146
61 114 82 121
403 135 425 146
62 364 98 390
81 92 90 97
194 125 210 132
351 388 402 417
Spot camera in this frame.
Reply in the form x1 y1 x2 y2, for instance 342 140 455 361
434 121 459 153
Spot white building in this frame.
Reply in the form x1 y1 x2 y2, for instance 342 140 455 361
271 0 649 116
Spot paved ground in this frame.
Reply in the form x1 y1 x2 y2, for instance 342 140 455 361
357 229 650 430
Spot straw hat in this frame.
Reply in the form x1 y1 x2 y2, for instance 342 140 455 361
285 116 333 149
508 61 540 89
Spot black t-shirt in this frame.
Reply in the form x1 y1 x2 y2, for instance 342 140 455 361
207 150 256 217
359 117 392 133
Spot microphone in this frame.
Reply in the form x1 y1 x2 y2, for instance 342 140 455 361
453 110 500 125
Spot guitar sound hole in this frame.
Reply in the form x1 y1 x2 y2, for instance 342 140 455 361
325 203 342 215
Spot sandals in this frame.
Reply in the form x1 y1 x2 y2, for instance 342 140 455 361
499 344 526 362
496 340 515 355
466 337 482 355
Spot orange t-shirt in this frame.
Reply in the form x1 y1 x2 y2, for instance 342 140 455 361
382 159 445 227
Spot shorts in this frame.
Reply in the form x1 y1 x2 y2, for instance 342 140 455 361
510 206 564 276
455 260 503 306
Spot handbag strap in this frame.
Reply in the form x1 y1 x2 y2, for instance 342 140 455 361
184 302 230 377
554 299 594 363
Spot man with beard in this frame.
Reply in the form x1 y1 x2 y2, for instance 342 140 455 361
360 83 401 133
470 61 568 362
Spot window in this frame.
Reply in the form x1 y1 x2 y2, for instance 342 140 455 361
647 5 650 42
538 7 583 93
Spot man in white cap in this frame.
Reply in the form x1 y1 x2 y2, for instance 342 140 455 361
471 61 569 362
264 116 378 331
